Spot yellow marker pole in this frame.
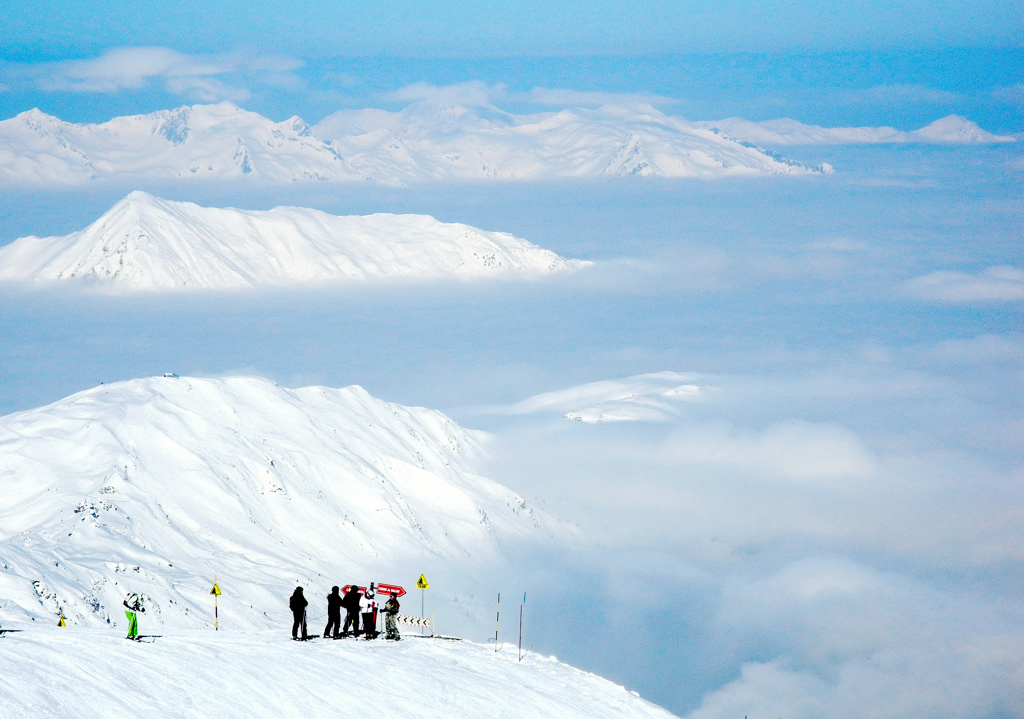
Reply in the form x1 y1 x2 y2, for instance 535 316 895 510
416 574 430 636
210 574 222 630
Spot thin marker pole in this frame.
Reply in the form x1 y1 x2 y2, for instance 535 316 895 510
494 593 500 651
518 591 526 662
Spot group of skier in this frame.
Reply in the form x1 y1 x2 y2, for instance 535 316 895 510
289 583 401 642
116 584 401 643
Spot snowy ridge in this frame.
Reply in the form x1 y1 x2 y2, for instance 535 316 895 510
0 376 571 632
313 102 822 181
0 103 361 183
0 102 821 185
0 630 678 719
0 192 589 290
692 114 1016 146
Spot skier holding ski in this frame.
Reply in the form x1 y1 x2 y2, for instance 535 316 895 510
123 592 145 641
362 583 377 640
341 585 362 636
383 592 401 641
289 586 308 640
324 586 343 639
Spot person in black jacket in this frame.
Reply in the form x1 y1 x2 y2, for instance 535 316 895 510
341 585 362 636
324 586 343 638
289 586 308 640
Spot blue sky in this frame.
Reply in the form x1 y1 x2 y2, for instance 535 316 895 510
1 1 1023 130
3 0 1022 57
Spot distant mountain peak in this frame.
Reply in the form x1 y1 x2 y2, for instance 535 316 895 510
0 103 819 185
0 193 591 291
911 114 1015 143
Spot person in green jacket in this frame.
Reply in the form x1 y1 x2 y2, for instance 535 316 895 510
123 593 144 640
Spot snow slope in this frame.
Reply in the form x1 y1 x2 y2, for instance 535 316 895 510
0 376 569 634
692 114 1016 145
0 102 821 185
0 192 588 290
0 629 677 719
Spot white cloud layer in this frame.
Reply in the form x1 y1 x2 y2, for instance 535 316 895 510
517 87 681 107
848 83 962 105
902 266 1024 302
33 47 303 102
384 81 506 106
382 82 682 109
479 352 1024 716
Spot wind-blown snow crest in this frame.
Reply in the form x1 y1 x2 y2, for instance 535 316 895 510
0 191 589 290
692 114 1016 146
0 102 820 185
0 376 570 632
509 371 702 423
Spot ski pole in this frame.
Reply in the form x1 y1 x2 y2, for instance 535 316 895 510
494 593 500 651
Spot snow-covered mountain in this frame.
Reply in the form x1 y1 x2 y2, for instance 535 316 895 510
0 102 1009 186
692 114 1016 146
0 102 822 185
0 192 589 290
0 376 571 633
0 103 360 183
312 102 822 181
0 631 678 719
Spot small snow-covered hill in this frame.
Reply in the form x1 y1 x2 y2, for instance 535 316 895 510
0 192 588 290
0 102 821 185
0 630 678 719
510 371 703 423
692 114 1016 146
0 376 570 634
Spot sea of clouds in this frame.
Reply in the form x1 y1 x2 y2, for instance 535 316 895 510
0 126 1021 718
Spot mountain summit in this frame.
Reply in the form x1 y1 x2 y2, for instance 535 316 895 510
0 375 568 631
0 192 589 290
